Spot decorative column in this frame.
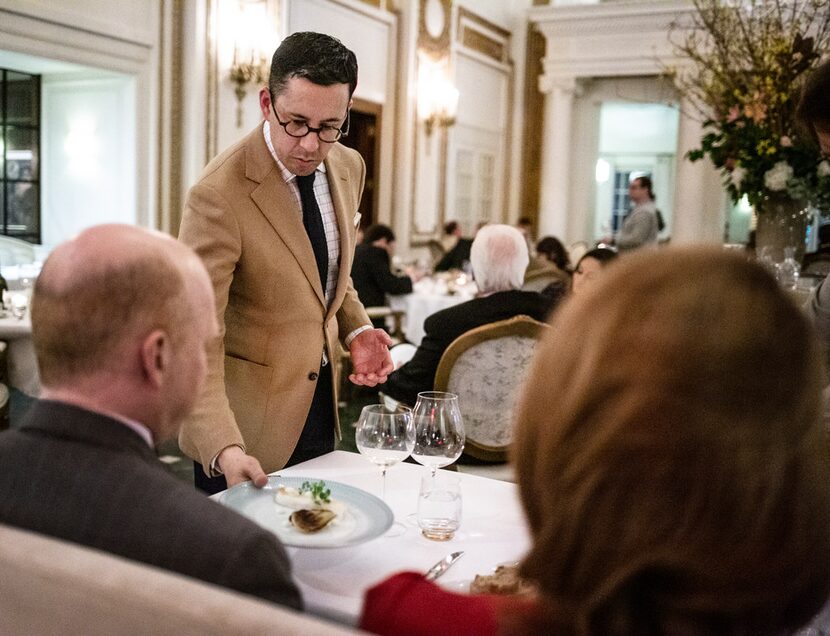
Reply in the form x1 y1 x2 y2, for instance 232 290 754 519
673 96 726 244
537 74 578 241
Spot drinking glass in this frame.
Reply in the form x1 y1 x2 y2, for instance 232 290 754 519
10 293 27 320
417 473 462 541
355 403 415 500
411 391 465 477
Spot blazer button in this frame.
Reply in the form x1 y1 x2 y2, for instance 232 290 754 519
308 371 319 381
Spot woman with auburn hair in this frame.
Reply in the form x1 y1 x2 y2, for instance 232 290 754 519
360 246 830 636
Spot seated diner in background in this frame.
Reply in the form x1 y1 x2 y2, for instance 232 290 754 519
567 246 618 297
525 235 572 303
351 224 419 330
381 224 552 407
361 246 830 635
530 236 571 281
0 225 302 609
434 220 474 272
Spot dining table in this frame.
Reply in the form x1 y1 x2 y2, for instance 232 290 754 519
213 450 530 626
0 291 39 397
389 275 477 346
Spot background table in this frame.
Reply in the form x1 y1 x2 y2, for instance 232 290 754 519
0 294 39 397
389 277 476 346
218 450 530 626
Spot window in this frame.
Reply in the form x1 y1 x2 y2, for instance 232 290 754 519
453 146 496 233
1 69 40 243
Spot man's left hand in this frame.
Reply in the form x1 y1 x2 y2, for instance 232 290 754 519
349 328 394 386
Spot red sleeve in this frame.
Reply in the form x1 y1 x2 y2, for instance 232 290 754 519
359 572 504 636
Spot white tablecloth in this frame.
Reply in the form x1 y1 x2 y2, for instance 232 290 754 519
389 277 476 346
0 293 39 396
219 450 531 626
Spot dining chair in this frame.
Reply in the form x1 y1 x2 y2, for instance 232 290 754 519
521 269 562 293
364 306 405 342
433 314 549 463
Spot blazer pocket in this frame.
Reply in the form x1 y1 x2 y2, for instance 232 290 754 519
224 354 273 448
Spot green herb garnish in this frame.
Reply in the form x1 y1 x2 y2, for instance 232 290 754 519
299 480 331 505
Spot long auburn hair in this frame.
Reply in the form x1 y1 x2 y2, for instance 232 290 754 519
507 246 830 635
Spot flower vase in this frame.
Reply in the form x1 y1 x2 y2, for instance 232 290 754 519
754 194 810 264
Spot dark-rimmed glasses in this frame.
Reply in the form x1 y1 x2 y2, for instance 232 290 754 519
271 101 350 143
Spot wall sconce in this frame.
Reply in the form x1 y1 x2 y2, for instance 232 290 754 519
228 0 271 128
229 49 268 128
417 59 459 138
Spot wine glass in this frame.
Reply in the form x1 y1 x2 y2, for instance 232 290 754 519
411 391 465 478
355 403 415 500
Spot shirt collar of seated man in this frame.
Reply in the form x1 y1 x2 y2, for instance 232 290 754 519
32 224 218 447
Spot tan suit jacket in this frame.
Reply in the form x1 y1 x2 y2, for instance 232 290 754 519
178 126 369 473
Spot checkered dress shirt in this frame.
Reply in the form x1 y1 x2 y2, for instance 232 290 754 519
263 121 340 306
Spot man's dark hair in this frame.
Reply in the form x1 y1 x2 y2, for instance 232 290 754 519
443 220 459 235
269 32 358 99
797 59 830 133
633 175 655 201
363 224 395 244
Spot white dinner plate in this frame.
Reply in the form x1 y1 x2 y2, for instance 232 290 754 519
219 475 393 548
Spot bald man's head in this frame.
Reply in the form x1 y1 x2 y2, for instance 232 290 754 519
32 224 208 388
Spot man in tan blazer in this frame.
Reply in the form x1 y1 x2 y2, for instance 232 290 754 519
179 32 393 493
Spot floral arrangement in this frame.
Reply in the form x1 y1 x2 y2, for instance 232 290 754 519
669 0 830 211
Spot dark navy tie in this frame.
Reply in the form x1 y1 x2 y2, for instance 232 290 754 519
296 172 329 294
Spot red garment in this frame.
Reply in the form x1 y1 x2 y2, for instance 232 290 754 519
359 571 535 636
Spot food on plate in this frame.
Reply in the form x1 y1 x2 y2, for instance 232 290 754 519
274 480 347 533
469 564 535 596
289 508 337 533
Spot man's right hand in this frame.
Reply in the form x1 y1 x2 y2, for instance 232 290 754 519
217 445 268 488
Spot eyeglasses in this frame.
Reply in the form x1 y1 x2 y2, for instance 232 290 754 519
271 101 350 143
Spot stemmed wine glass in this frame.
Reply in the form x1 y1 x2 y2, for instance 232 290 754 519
411 391 465 478
355 403 415 500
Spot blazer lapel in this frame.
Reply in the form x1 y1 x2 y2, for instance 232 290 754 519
245 130 326 306
325 149 355 319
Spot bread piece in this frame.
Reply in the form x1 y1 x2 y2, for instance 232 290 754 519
469 564 535 596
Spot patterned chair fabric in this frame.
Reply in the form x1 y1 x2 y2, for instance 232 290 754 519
434 315 549 462
521 271 561 292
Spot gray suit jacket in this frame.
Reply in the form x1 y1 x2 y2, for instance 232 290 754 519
0 400 302 609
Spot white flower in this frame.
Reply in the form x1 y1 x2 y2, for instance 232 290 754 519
818 160 830 178
764 161 793 191
730 166 747 189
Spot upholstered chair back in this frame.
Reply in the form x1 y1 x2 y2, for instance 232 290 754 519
434 315 549 462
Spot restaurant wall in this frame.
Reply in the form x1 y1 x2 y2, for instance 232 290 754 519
0 0 162 241
41 74 137 249
529 0 727 247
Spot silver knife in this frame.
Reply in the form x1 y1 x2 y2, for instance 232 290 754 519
424 551 464 581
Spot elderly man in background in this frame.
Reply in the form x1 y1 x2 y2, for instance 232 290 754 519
382 224 551 407
0 225 302 609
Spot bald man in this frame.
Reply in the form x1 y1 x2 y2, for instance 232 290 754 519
0 225 301 609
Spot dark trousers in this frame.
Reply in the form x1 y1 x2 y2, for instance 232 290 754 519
194 362 336 495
